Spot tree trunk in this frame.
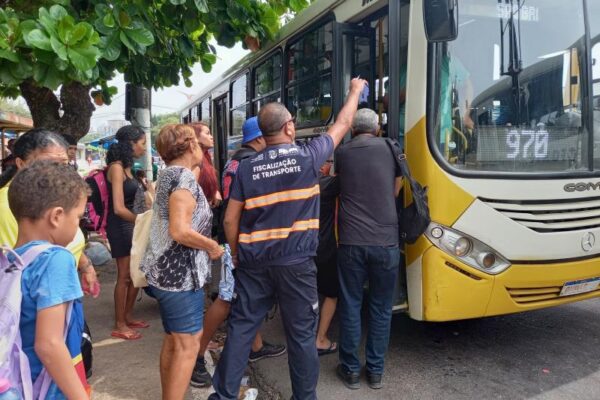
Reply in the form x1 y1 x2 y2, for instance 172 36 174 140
19 79 95 142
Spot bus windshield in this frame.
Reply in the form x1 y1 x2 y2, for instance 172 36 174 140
432 0 598 175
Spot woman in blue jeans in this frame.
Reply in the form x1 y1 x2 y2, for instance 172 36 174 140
141 124 224 400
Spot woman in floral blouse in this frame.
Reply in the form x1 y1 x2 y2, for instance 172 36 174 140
141 124 223 400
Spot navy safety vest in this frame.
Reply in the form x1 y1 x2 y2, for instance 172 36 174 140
229 135 333 268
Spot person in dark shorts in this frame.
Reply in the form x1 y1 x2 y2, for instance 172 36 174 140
315 158 340 356
105 125 148 340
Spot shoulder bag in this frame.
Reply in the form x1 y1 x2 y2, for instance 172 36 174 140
384 138 431 244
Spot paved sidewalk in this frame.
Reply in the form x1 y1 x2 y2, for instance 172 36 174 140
85 261 214 400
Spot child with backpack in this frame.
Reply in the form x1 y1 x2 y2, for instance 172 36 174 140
4 160 91 399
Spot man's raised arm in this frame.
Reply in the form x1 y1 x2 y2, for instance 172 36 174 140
327 78 368 148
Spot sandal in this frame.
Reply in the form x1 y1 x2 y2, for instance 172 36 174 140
317 341 338 356
127 320 150 329
111 330 142 340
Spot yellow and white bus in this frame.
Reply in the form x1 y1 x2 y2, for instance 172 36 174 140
179 0 600 321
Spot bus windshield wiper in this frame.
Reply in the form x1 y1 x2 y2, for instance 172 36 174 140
499 0 525 124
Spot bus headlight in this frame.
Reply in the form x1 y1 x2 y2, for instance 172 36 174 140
454 237 472 257
425 223 511 275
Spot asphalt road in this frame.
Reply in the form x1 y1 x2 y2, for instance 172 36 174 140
255 298 600 400
85 261 600 400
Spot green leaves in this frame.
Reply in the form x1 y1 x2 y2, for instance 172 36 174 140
27 29 52 51
1 4 103 90
119 31 136 53
100 32 121 61
194 0 209 13
125 28 154 47
49 5 68 20
33 63 62 90
200 52 216 72
0 49 18 63
0 0 312 106
68 47 99 71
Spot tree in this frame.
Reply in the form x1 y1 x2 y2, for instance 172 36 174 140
0 0 310 141
150 112 179 140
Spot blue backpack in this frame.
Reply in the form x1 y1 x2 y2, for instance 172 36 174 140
0 244 72 399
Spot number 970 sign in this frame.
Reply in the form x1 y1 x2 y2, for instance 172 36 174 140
506 130 549 160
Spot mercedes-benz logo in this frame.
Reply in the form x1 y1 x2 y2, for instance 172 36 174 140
582 232 595 252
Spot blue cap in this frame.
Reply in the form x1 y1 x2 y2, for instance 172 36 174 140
242 117 262 144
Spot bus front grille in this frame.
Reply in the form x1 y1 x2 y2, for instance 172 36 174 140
506 286 562 304
481 197 600 233
506 285 600 304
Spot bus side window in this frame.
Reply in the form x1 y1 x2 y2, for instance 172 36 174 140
253 51 282 113
285 21 333 127
231 73 249 138
201 97 211 125
191 103 199 122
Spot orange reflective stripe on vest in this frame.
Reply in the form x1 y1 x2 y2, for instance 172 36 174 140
244 184 320 210
238 219 320 243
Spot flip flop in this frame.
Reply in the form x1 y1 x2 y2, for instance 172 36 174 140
127 320 150 329
317 342 338 356
111 330 142 340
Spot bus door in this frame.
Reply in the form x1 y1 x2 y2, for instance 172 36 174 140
335 23 376 115
336 16 408 310
213 95 228 176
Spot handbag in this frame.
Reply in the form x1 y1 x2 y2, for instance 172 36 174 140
384 138 431 244
130 193 154 288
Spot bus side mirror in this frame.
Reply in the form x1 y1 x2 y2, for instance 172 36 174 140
423 0 459 42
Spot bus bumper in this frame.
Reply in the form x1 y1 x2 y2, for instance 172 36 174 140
420 246 600 321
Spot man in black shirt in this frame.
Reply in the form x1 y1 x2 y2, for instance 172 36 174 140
334 108 402 390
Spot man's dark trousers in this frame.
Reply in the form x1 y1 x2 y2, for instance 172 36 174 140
337 244 400 375
210 260 320 400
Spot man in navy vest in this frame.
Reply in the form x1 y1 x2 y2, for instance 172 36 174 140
191 117 286 388
209 78 367 400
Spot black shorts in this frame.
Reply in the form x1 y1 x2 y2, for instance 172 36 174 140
316 253 339 298
106 217 134 258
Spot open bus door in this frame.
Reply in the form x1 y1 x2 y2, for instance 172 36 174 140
335 17 408 311
335 23 376 119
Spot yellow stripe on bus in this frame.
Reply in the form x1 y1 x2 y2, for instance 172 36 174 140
244 185 320 210
239 219 319 243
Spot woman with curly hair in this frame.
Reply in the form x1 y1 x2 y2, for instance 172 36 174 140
106 125 148 340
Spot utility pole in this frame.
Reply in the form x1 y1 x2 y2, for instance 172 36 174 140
125 84 153 179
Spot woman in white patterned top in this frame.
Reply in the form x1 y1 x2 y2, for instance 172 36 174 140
141 124 224 400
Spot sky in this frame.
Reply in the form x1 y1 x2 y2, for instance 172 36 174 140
90 42 248 130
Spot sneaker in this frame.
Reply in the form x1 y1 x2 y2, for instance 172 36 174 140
248 341 286 362
336 364 360 390
190 358 212 388
366 371 383 389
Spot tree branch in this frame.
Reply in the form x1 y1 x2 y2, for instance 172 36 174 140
18 79 95 141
